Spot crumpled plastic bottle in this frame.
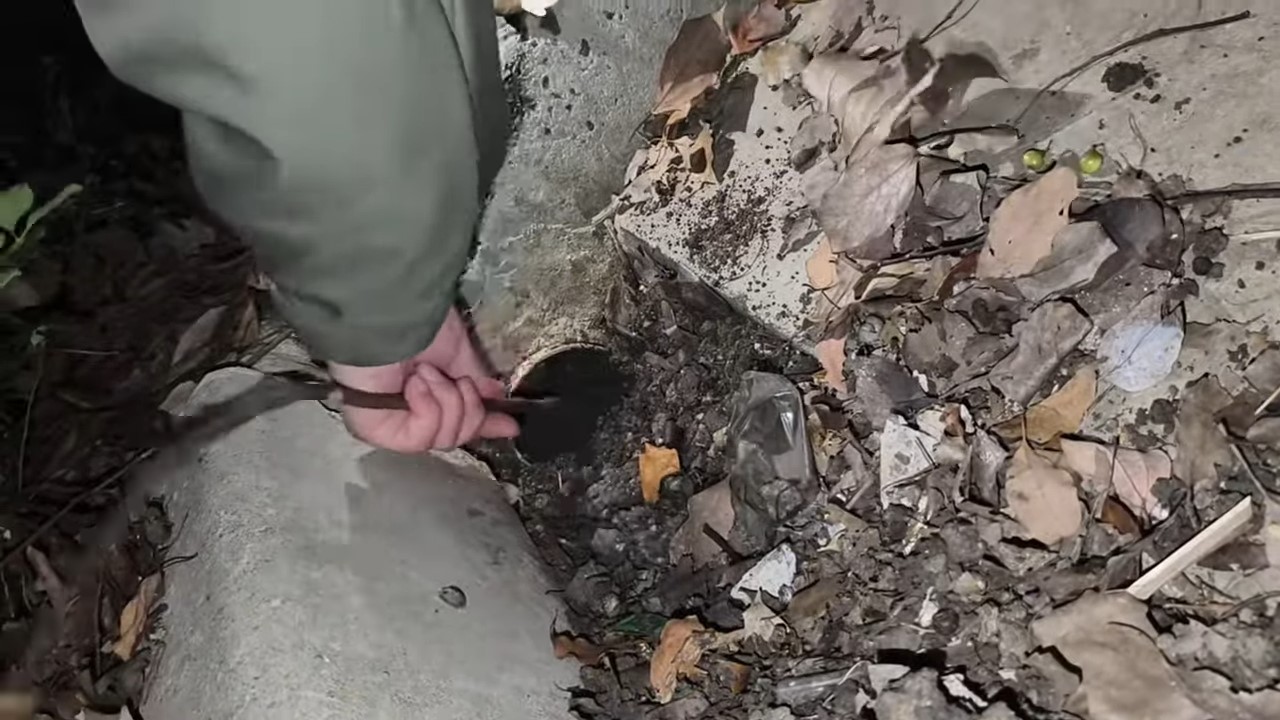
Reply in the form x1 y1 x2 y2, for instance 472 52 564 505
725 371 818 555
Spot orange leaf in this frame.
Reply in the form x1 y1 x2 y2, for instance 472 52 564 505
552 632 605 666
639 444 681 504
112 573 162 660
650 617 708 704
805 236 838 290
814 336 848 395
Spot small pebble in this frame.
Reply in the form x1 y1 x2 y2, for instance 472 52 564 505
439 585 468 609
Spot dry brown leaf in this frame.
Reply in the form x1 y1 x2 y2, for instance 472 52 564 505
112 573 162 660
719 659 752 694
674 125 718 189
669 480 736 567
996 367 1097 444
1032 592 1210 720
231 299 260 350
552 631 605 666
977 167 1079 279
814 335 848 394
805 235 838 290
640 444 681 504
25 546 69 615
1005 443 1082 545
1175 376 1236 486
800 54 899 152
1100 496 1142 536
1058 439 1172 523
815 142 918 258
171 305 227 374
650 617 709 704
653 13 731 121
728 0 788 55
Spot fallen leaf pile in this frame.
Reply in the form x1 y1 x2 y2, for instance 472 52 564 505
541 1 1280 718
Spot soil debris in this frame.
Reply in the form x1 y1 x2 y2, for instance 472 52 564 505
543 5 1280 718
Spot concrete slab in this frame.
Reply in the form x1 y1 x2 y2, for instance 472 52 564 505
614 78 815 341
608 0 1280 344
140 368 575 719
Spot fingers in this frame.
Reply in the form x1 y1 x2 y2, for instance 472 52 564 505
455 377 487 445
417 365 466 448
479 412 521 439
417 365 518 447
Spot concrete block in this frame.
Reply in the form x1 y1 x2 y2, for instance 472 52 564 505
140 368 575 719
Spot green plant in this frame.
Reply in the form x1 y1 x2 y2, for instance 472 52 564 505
0 183 82 289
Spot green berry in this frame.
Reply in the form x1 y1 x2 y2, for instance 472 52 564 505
1022 148 1049 172
1080 148 1105 175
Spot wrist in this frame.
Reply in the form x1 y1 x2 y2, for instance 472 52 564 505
328 360 409 394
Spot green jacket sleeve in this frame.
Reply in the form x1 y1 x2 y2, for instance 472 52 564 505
75 0 508 366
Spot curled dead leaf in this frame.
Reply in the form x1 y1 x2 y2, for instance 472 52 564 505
653 13 731 122
640 444 681 504
650 617 709 704
113 573 162 660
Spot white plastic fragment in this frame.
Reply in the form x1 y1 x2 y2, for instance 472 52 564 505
731 543 798 605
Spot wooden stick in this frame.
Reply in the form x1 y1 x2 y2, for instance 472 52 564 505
1254 383 1280 418
1168 181 1280 204
1126 497 1254 601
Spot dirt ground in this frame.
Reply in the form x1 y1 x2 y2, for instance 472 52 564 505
1 3 254 715
5 1 1280 719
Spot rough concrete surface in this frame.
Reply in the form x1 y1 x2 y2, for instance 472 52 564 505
141 368 574 719
607 1 1280 341
467 0 719 370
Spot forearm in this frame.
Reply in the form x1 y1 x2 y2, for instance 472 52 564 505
77 0 507 365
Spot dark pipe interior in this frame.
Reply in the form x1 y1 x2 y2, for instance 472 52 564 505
512 346 629 463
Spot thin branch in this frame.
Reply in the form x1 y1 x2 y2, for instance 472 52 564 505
1016 11 1253 123
922 0 983 44
0 450 155 569
16 347 44 492
1168 181 1280 205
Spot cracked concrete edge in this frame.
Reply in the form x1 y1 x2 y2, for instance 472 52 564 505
465 0 722 371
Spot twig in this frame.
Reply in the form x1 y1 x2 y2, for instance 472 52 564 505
1255 384 1280 417
911 124 1019 146
1016 11 1253 123
1234 230 1280 243
0 450 155 569
1126 496 1254 601
1168 181 1280 204
1221 590 1280 620
1223 422 1280 500
922 0 982 45
16 346 45 492
1128 113 1149 169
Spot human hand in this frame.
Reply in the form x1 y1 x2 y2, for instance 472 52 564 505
328 309 520 452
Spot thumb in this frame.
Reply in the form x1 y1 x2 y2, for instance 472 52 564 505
479 412 521 440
